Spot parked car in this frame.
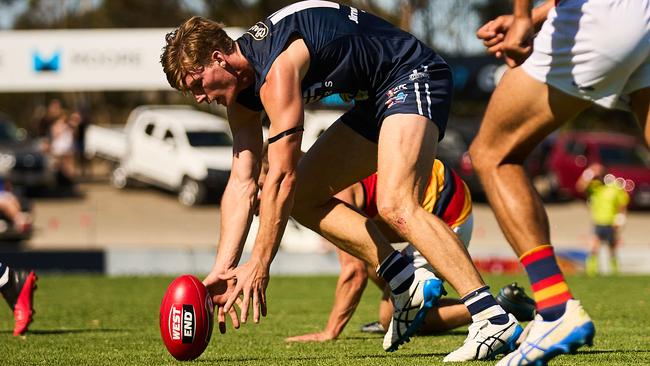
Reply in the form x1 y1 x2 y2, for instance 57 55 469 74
0 114 56 194
544 131 650 209
85 105 233 206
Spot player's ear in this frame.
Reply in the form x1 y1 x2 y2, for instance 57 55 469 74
211 51 227 68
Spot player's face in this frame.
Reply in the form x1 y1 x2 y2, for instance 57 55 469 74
185 62 238 106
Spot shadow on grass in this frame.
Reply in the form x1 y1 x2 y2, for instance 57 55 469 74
1 328 126 335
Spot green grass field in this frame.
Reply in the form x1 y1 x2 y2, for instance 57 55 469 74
1 274 649 365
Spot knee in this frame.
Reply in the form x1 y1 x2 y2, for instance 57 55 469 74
376 194 417 234
468 140 495 176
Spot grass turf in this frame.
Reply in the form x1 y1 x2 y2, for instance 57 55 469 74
1 274 649 365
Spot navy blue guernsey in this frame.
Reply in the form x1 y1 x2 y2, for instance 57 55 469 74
235 0 447 111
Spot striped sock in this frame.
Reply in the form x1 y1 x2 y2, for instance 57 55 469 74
377 251 415 294
462 286 509 325
521 245 573 321
0 262 8 288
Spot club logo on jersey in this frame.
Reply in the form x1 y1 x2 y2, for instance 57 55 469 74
247 22 269 41
169 304 195 344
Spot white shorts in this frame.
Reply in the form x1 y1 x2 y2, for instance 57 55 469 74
401 214 473 275
522 0 650 110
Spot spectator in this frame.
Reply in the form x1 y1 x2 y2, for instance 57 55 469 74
48 112 76 186
37 99 62 138
575 163 630 276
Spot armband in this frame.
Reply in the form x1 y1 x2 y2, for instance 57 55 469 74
268 126 304 144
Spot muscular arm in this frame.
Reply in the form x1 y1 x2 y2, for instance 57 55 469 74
251 38 309 269
212 103 263 273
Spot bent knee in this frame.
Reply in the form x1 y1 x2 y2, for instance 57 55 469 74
468 140 496 174
376 198 418 233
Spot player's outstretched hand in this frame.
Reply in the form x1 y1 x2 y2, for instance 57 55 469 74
285 331 336 343
476 15 514 59
203 271 241 334
219 259 269 325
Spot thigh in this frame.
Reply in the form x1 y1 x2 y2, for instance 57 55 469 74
376 113 439 204
296 119 377 205
474 67 592 162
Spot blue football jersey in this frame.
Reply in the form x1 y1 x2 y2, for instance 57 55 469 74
236 0 446 111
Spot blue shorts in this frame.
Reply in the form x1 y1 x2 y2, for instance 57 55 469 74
340 61 453 143
594 225 615 244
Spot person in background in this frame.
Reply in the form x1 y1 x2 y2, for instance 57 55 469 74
48 112 76 186
575 163 630 276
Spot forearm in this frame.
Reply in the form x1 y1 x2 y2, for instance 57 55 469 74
251 171 297 268
532 0 554 29
213 177 258 273
323 264 368 337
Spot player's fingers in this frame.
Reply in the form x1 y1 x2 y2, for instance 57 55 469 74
476 20 495 39
240 287 251 323
252 288 261 323
483 33 504 48
260 288 267 317
487 43 504 56
228 305 240 329
223 283 243 313
217 307 227 334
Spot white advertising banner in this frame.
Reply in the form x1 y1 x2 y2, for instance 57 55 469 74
0 27 244 92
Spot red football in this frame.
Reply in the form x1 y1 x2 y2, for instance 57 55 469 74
160 274 214 361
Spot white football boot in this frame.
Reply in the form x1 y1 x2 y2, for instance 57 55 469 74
383 267 444 352
496 299 595 366
443 313 522 362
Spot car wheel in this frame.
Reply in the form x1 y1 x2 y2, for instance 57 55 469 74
111 167 130 189
178 178 206 207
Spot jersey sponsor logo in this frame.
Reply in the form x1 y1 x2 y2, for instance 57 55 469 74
340 90 369 102
169 304 195 344
385 84 408 109
247 22 269 41
303 82 332 104
409 71 428 81
348 6 359 24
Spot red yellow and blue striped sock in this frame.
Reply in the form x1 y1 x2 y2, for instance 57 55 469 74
520 245 573 321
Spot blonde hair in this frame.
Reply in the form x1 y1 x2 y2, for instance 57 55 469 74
160 16 235 91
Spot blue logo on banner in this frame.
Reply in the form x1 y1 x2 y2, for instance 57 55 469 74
32 50 61 72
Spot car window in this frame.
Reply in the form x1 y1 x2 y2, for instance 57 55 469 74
186 131 233 147
144 123 155 136
599 144 650 167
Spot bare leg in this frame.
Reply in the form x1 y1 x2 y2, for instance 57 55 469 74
630 87 650 146
292 120 393 268
470 68 591 255
376 114 484 297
